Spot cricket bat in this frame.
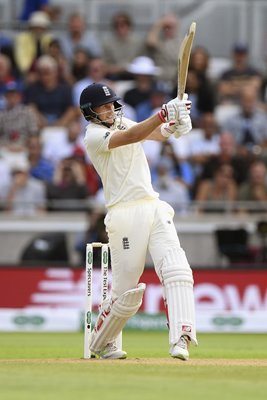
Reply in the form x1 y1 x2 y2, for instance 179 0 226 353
177 22 196 100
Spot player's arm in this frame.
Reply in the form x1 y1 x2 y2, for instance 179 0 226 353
109 97 189 149
109 114 162 149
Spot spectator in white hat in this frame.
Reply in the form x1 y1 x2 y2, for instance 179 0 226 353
123 56 161 110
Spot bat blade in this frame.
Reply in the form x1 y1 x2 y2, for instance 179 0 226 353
177 22 196 100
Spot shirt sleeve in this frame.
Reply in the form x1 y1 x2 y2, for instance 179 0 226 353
85 124 113 154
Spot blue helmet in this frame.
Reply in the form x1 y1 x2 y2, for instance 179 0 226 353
80 83 122 121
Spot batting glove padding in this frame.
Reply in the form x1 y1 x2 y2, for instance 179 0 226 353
174 115 192 138
158 94 191 123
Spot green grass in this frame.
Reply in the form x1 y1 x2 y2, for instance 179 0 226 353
0 332 267 400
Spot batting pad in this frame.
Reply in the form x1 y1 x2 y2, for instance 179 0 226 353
90 283 146 352
160 248 198 346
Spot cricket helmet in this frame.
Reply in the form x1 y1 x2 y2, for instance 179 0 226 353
80 83 122 121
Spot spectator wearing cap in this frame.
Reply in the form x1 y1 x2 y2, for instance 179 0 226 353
123 56 161 110
0 80 38 149
102 12 145 80
14 11 53 79
24 55 76 128
145 14 180 87
217 43 262 104
19 0 60 22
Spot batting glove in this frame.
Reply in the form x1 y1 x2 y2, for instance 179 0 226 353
158 94 191 123
174 115 192 138
160 121 176 138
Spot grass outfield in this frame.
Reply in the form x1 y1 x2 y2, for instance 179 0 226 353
0 331 267 400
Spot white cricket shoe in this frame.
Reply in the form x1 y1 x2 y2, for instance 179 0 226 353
94 342 127 360
170 335 190 361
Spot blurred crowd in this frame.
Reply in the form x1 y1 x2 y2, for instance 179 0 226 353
1 2 267 217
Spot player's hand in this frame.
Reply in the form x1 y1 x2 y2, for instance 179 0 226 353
174 115 192 138
160 121 176 138
158 93 191 123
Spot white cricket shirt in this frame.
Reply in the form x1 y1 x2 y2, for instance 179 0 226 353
84 117 158 208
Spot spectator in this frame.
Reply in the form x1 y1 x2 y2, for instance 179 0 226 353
0 80 38 149
45 38 71 84
19 0 60 22
46 157 88 211
102 12 144 80
42 117 85 165
153 157 190 214
217 43 262 104
194 163 237 213
0 54 16 110
71 148 101 197
146 14 180 87
221 86 267 155
5 157 46 216
136 80 171 122
73 57 111 107
24 55 76 128
70 47 91 83
27 135 54 182
123 56 161 110
159 141 195 192
72 56 118 129
189 112 220 176
238 160 267 212
190 46 210 79
59 13 102 62
14 11 53 79
172 67 217 128
199 131 250 187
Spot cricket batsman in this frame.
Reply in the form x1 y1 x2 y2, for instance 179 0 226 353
80 82 198 360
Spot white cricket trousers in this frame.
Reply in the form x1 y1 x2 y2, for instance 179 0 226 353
104 198 191 298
